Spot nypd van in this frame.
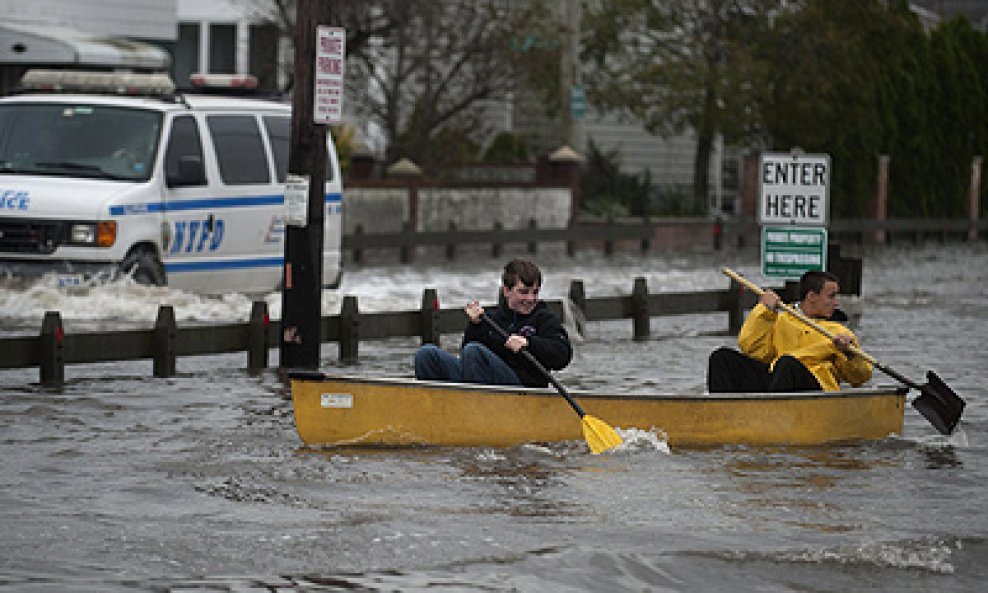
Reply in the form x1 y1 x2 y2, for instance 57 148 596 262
0 70 343 294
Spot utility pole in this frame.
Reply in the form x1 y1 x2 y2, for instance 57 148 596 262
280 0 329 370
560 0 582 150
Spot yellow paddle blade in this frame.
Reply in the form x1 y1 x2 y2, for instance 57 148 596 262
582 415 623 454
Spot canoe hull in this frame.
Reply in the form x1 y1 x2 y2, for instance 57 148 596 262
290 374 907 448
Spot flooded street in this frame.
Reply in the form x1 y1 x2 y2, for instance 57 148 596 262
1 243 986 591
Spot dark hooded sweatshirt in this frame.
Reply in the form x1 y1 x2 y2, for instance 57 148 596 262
461 301 572 388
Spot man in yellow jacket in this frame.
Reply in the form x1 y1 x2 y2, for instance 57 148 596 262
707 270 872 392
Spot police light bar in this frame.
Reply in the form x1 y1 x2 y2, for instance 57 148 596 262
19 69 175 96
189 73 258 89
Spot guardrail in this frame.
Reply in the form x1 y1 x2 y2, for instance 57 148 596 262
342 217 986 263
0 278 772 388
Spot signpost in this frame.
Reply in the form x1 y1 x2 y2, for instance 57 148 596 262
758 151 831 279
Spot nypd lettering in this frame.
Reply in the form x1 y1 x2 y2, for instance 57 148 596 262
169 218 225 254
1 190 30 210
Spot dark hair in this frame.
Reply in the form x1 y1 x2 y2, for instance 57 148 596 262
502 258 542 288
799 270 839 300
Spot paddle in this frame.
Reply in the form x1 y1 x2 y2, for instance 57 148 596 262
721 267 965 435
480 313 623 454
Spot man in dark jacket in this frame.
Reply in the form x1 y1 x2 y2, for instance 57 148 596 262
414 258 572 387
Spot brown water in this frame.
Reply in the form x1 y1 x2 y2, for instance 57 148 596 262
1 243 986 591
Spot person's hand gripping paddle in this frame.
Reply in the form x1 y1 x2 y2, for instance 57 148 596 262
722 267 965 435
481 313 623 454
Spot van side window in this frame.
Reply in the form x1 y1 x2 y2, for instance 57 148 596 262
207 115 271 185
263 115 290 183
165 115 207 187
262 115 334 183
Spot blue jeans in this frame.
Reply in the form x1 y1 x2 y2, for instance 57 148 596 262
414 343 522 386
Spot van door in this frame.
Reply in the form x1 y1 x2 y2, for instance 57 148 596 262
162 113 282 294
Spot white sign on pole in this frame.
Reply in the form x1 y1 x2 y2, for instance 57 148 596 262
314 26 345 125
758 152 830 226
284 174 310 227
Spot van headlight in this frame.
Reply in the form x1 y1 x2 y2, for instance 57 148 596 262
69 221 117 247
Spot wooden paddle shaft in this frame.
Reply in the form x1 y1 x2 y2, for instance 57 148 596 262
721 267 878 365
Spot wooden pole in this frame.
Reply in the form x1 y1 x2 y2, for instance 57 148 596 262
970 156 982 242
631 277 649 341
39 311 64 388
874 155 889 244
248 301 270 373
153 305 177 378
420 288 440 346
280 0 329 370
339 295 359 364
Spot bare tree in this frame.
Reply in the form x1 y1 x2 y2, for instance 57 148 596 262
239 0 395 92
245 0 556 173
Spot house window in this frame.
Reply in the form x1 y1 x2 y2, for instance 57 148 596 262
209 23 236 74
174 23 200 89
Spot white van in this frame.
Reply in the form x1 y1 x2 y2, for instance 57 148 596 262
0 70 343 294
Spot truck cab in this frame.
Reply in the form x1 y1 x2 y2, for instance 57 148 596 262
0 69 343 294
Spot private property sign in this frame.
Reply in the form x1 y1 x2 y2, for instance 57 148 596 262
758 152 830 226
758 151 831 278
761 226 828 278
314 26 345 125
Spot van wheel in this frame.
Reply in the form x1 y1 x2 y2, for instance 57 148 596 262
120 249 165 286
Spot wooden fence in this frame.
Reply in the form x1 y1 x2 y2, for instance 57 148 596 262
342 217 987 263
0 278 774 388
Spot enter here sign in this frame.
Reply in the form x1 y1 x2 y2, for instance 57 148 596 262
758 152 830 226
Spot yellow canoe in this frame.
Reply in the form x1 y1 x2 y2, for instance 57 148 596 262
290 373 907 449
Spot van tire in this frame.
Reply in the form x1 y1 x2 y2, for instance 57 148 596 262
121 249 166 286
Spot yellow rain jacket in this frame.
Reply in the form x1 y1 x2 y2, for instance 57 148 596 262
738 303 873 391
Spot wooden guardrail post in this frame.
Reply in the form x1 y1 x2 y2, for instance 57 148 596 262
420 288 441 346
631 277 649 340
352 224 364 265
400 220 414 264
782 280 800 303
566 222 577 257
39 311 65 388
446 221 457 260
491 221 503 258
248 301 270 373
604 217 615 256
727 278 744 334
339 295 359 364
568 280 586 317
153 305 177 378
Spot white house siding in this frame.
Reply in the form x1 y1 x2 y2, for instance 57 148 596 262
584 114 697 189
0 0 176 40
417 188 571 233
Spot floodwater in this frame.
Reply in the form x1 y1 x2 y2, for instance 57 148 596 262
1 243 986 592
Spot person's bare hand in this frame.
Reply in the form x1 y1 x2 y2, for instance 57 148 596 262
465 300 483 323
760 290 781 312
833 333 854 352
504 334 528 353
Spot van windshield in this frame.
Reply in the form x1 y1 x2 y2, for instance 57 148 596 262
0 103 163 182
